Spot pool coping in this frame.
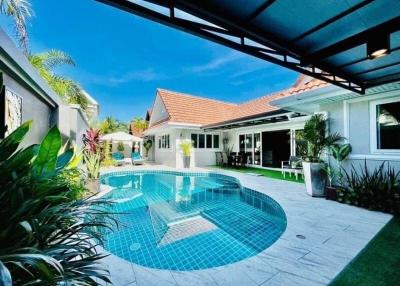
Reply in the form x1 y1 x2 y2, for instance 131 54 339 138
98 165 392 286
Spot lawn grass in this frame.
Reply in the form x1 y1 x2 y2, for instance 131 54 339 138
212 165 304 183
330 217 400 286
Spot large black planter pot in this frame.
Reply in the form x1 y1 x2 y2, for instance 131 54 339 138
303 162 327 197
326 186 338 201
183 156 191 168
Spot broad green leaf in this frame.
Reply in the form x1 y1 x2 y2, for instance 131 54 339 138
33 126 62 176
67 149 82 169
0 121 32 161
0 260 12 286
56 148 74 170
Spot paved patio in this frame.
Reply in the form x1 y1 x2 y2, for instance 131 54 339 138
100 165 392 286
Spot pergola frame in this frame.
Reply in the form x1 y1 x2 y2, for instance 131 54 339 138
97 0 400 94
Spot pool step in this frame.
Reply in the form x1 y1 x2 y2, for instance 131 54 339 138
158 215 217 246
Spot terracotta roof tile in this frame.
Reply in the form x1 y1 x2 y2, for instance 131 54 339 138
149 76 328 128
157 89 237 126
288 78 328 94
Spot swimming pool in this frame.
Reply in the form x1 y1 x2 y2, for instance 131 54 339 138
101 171 286 270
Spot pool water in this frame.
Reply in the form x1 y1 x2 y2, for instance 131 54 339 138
101 171 286 270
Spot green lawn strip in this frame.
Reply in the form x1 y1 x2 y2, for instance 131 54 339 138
330 217 400 286
212 166 304 183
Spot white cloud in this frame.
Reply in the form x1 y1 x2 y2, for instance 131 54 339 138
188 52 244 73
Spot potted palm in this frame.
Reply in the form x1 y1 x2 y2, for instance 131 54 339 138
299 114 343 197
117 141 124 155
82 128 101 194
180 139 193 168
325 143 352 200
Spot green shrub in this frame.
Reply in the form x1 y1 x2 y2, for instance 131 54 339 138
101 140 115 167
337 161 400 215
297 114 343 162
180 140 192 157
117 141 124 152
0 122 116 285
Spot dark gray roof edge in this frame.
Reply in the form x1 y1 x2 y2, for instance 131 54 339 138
203 109 290 129
0 28 61 107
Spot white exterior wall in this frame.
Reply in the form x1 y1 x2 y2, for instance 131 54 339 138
319 90 400 172
177 128 223 168
150 126 223 168
153 128 177 167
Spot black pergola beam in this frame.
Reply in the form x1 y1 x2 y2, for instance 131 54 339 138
338 46 400 69
306 17 400 62
245 0 276 22
96 0 366 94
354 61 400 76
365 71 400 88
291 0 374 43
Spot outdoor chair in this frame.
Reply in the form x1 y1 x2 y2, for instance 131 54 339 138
132 152 144 165
112 152 125 166
281 156 303 180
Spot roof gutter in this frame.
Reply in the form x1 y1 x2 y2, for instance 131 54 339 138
203 109 290 129
271 84 346 109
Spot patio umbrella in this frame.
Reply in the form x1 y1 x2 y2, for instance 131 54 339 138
100 131 142 142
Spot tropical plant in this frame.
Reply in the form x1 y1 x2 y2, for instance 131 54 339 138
180 140 192 157
28 50 89 111
82 128 100 154
84 151 101 179
82 128 101 180
0 121 115 285
331 143 352 164
298 114 343 162
327 143 352 186
98 116 128 134
0 0 33 55
101 140 115 167
131 117 148 133
337 161 400 214
143 139 152 157
117 141 124 152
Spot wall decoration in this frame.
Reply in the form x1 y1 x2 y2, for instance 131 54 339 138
5 88 22 136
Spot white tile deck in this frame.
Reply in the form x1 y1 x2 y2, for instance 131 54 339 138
99 165 392 286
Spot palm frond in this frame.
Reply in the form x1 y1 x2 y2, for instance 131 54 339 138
0 0 33 55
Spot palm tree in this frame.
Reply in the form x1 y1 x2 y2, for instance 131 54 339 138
98 117 128 134
99 116 118 134
131 117 148 132
29 50 89 111
0 0 33 55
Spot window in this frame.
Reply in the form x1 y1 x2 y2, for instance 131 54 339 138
206 134 212 148
245 134 253 164
191 133 220 149
376 100 400 150
254 133 261 165
159 134 170 149
213 134 219 148
191 133 198 148
239 134 245 153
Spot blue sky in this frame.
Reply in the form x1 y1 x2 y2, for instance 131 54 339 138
1 0 298 122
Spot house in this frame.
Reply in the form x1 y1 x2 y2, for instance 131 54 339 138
144 76 400 171
82 90 100 121
272 78 400 171
0 28 93 147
